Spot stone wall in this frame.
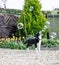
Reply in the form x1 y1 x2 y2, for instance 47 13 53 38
0 49 59 65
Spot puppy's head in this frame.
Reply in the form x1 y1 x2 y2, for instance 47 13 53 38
35 31 42 38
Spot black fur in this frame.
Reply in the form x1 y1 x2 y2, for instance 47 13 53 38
24 32 40 48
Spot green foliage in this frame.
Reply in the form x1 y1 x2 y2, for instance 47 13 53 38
42 39 59 48
0 8 22 15
14 28 19 37
57 11 59 14
0 40 26 50
17 0 46 37
0 39 36 50
42 11 52 15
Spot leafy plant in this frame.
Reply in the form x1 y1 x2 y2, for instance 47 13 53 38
0 38 27 50
42 39 59 48
17 0 46 38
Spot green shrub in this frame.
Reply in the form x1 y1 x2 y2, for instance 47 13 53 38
0 40 26 50
17 0 46 38
42 39 59 48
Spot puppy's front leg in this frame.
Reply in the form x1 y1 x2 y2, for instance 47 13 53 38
37 40 41 51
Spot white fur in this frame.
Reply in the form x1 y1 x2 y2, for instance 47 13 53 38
37 31 42 51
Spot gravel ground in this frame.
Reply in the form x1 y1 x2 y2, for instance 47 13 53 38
41 46 59 50
0 48 59 65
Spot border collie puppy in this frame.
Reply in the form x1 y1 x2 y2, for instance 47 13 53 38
24 31 42 51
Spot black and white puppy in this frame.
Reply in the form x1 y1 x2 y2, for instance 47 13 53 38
24 31 42 51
